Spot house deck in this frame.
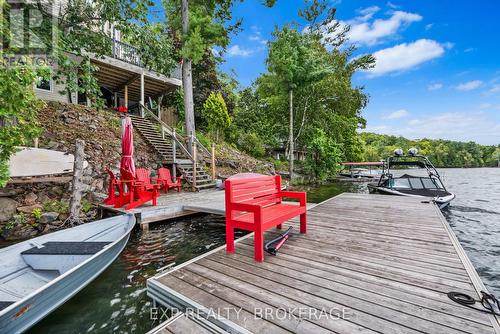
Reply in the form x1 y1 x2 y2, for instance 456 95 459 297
147 193 500 334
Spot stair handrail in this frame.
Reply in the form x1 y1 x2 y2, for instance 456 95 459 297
189 133 214 163
139 104 193 161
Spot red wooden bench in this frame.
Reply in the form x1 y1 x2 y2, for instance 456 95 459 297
225 175 306 262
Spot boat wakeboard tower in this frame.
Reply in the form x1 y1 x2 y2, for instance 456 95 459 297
367 148 455 209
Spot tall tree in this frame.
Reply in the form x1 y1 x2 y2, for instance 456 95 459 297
267 26 329 179
165 0 275 145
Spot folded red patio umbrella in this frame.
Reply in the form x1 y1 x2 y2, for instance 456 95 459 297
120 116 135 180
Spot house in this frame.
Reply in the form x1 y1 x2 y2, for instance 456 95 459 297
34 17 181 113
269 146 307 161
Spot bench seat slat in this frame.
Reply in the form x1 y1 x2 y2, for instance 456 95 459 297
225 175 307 262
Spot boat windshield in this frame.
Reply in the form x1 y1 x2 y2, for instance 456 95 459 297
387 177 444 190
388 178 411 189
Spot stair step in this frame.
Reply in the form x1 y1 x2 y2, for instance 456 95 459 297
195 183 216 190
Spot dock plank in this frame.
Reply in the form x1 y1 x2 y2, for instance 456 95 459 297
147 193 500 334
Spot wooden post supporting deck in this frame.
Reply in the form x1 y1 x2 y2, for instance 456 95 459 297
140 72 145 117
124 85 128 108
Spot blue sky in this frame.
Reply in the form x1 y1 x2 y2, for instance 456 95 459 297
218 0 500 145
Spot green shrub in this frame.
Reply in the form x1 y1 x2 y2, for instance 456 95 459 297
304 129 343 181
237 132 265 158
202 92 231 142
81 199 94 213
32 208 43 222
43 200 69 214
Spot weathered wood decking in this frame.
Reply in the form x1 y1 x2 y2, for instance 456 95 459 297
147 193 500 334
99 190 226 227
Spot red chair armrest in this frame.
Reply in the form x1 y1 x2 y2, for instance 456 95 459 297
279 191 307 206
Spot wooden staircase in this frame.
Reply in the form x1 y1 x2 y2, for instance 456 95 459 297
129 114 216 190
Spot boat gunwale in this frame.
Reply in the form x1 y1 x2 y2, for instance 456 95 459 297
0 214 136 317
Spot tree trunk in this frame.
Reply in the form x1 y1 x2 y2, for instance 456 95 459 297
181 0 195 152
288 88 294 180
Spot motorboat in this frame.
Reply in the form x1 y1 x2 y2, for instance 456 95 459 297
368 148 455 208
0 214 135 333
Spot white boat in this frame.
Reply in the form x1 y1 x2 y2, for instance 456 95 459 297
368 148 455 209
0 214 135 333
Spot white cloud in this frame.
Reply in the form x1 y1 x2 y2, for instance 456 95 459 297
386 2 400 9
384 109 409 119
456 80 483 91
464 47 475 53
425 23 433 31
366 39 445 76
428 83 443 91
226 45 253 57
357 6 380 21
480 103 492 109
487 84 500 94
362 112 500 144
248 27 267 46
344 10 422 46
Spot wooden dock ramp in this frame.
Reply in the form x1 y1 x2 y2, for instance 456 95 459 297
147 193 500 333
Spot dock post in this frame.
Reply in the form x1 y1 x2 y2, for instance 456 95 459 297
172 129 177 179
192 140 197 191
211 143 216 180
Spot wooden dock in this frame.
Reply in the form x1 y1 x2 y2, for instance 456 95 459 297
100 190 226 228
147 193 500 334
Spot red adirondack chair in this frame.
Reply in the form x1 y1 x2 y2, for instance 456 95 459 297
112 168 160 210
103 169 123 205
153 167 182 193
124 168 160 210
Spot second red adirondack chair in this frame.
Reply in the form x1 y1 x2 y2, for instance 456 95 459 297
153 167 182 193
113 168 160 210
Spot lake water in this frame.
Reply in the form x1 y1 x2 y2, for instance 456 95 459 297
23 168 500 333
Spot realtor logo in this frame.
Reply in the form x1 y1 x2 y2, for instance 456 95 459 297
1 0 57 56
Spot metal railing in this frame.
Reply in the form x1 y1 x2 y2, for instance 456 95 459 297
112 40 142 67
110 39 182 80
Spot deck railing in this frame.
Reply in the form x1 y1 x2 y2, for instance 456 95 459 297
110 39 182 80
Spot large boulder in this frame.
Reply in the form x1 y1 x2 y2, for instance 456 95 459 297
0 198 18 222
17 204 43 214
24 192 38 205
39 212 59 225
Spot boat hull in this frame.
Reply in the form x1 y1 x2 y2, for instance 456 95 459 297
368 184 455 208
0 215 135 333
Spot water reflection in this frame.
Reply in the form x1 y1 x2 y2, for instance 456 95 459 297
29 214 245 334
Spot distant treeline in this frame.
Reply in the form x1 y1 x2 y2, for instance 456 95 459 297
360 133 500 168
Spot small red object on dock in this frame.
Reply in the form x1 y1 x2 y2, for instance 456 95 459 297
224 175 306 262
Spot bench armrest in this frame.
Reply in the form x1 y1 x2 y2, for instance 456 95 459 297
230 202 263 214
279 191 307 206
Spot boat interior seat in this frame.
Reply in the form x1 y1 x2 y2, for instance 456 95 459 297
21 242 111 256
20 242 111 274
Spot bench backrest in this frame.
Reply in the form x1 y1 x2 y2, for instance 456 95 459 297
225 175 281 207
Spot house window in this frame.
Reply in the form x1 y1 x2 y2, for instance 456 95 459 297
36 74 52 91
